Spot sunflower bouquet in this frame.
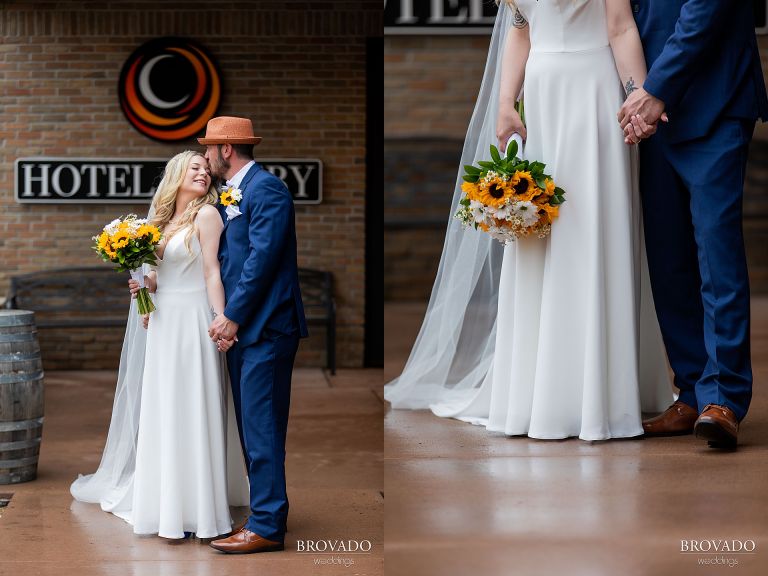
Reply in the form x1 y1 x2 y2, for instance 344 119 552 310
92 215 162 315
454 139 566 244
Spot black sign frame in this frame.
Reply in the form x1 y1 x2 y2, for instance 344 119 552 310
14 158 323 205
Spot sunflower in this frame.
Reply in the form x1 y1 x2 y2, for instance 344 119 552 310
96 231 110 251
477 176 514 208
104 245 117 259
110 230 131 250
537 202 560 224
544 178 556 197
461 181 481 202
511 171 538 202
220 190 234 206
136 224 154 238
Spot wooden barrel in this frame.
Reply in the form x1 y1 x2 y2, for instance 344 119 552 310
0 310 44 484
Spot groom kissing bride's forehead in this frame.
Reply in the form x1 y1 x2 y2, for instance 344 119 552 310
198 116 262 182
201 114 309 554
71 113 308 552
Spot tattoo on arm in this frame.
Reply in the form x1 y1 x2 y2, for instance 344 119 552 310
512 8 528 29
625 77 637 96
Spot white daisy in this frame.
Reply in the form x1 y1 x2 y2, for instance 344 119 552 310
512 201 540 227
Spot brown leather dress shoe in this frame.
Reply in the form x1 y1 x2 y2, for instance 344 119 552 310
694 404 738 448
209 528 284 554
642 401 698 436
226 518 288 537
225 519 247 537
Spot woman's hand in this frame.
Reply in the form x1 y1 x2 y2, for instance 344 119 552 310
128 275 156 297
216 336 237 353
141 314 150 330
496 106 527 153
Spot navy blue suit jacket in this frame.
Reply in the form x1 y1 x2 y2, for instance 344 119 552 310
634 0 768 143
218 162 308 347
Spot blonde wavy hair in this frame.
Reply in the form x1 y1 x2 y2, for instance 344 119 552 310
150 150 217 252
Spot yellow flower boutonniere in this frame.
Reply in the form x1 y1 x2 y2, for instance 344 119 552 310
220 185 244 220
219 185 243 207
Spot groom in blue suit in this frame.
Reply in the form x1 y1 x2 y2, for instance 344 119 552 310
200 116 308 552
621 1 768 448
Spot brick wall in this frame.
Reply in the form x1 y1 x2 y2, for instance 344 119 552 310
0 0 381 369
385 32 768 300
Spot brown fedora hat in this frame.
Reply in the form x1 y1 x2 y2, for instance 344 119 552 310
197 116 262 145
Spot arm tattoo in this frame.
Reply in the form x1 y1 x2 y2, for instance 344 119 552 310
625 77 637 96
512 8 528 28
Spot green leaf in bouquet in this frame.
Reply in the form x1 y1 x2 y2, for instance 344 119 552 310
506 139 518 161
463 164 482 175
460 198 470 207
489 144 502 164
534 177 547 189
462 174 479 183
477 160 495 169
530 161 544 173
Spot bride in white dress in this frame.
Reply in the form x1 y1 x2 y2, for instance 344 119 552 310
385 0 673 439
71 151 249 538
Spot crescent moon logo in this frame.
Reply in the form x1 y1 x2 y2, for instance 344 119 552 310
118 38 221 142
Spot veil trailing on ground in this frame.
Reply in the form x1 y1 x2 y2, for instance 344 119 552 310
69 225 154 514
384 3 514 409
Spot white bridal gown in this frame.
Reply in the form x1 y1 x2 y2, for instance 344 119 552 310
124 226 249 538
430 0 672 439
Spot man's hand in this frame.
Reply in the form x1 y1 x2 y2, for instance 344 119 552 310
618 87 666 131
209 313 239 342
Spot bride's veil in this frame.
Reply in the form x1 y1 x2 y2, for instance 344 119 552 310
384 3 515 408
69 213 154 513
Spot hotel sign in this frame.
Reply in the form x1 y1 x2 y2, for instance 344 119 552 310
385 0 496 35
14 158 323 205
385 1 768 34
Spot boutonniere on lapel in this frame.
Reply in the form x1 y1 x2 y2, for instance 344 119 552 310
219 185 243 220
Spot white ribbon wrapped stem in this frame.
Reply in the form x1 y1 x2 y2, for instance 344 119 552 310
129 268 145 289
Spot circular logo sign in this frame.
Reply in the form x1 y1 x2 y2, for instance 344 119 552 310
118 38 221 142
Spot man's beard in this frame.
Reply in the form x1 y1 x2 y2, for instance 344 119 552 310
211 153 230 180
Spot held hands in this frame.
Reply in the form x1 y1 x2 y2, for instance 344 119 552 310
617 87 668 145
208 313 239 351
216 337 236 352
496 106 526 153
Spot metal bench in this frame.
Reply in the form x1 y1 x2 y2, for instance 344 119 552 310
4 266 337 373
297 268 337 375
3 267 130 328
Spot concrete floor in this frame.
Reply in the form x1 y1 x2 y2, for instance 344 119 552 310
385 299 768 576
0 368 383 576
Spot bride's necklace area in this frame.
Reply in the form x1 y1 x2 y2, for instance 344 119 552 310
157 216 186 257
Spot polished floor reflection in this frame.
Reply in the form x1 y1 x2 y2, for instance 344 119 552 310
0 368 383 576
385 299 768 576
